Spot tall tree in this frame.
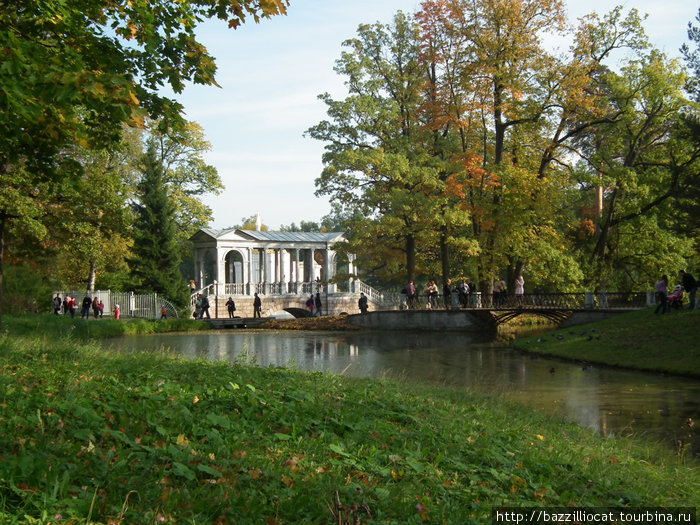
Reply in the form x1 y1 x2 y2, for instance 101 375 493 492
129 142 188 307
679 7 700 262
308 12 437 284
576 52 700 288
148 121 223 244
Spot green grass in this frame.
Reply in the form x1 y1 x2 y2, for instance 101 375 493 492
513 308 700 378
2 314 211 340
0 334 698 524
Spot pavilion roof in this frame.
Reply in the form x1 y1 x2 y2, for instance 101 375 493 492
196 229 345 244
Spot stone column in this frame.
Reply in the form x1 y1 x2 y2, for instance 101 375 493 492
294 248 301 293
347 253 356 291
263 247 271 294
197 251 207 288
246 247 253 295
216 248 226 289
193 248 202 288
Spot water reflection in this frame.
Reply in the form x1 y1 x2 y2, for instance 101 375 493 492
107 330 700 458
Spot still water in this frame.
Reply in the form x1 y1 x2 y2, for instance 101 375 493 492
107 330 700 458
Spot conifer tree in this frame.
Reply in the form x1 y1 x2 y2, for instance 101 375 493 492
129 141 188 308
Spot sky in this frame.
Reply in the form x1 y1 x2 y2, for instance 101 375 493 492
170 0 698 231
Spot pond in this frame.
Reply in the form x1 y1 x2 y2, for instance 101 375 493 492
106 330 700 459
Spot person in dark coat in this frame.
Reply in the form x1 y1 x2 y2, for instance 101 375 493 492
315 292 322 316
200 294 211 319
253 293 262 318
81 295 92 319
358 292 368 314
679 270 697 310
52 294 62 315
225 297 236 318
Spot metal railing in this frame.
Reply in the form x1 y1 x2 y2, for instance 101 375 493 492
188 279 651 313
376 292 650 311
52 290 179 319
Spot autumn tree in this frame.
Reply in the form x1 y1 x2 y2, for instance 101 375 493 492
412 1 672 293
146 121 223 248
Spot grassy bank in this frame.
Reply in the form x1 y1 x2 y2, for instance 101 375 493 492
513 308 700 378
0 335 698 524
2 314 211 340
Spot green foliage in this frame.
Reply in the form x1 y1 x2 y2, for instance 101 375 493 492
129 142 188 307
0 334 696 523
0 0 288 327
148 120 223 250
3 315 210 340
310 3 699 293
0 265 58 316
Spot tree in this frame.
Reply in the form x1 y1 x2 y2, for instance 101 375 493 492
0 0 288 327
129 142 189 307
679 8 700 262
148 121 223 246
308 12 437 285
571 52 700 289
236 215 268 231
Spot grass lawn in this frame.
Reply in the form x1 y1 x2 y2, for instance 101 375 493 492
513 308 700 378
0 332 698 524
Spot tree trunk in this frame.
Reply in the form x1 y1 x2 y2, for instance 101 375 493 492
87 260 96 293
405 234 416 283
440 232 449 289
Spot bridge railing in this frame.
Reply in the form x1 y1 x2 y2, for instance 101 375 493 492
376 292 650 310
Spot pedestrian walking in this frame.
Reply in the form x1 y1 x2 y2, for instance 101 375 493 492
315 292 322 316
655 275 668 315
358 292 368 314
253 293 262 318
225 297 236 318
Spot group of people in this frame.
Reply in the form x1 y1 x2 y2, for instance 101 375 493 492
52 293 108 319
305 292 323 317
194 292 263 319
399 277 526 309
655 270 698 314
193 293 211 319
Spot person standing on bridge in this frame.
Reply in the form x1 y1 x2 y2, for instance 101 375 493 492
404 281 416 309
315 292 322 316
443 279 453 309
253 293 262 318
225 297 236 318
200 294 211 319
358 292 368 314
515 276 525 305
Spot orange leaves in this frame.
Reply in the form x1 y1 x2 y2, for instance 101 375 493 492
225 0 289 28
